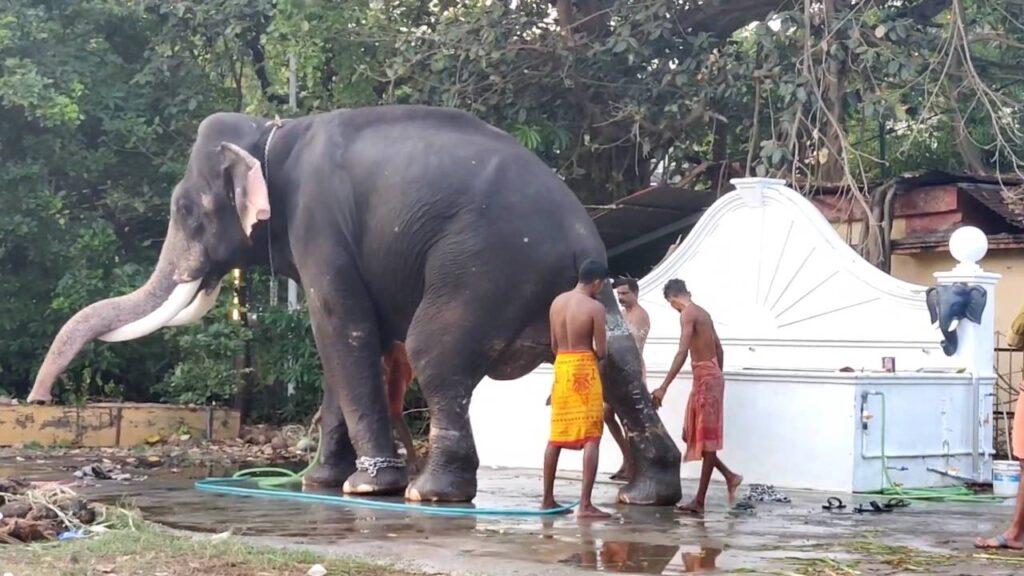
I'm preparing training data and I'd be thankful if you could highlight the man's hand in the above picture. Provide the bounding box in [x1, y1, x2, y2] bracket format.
[651, 386, 667, 410]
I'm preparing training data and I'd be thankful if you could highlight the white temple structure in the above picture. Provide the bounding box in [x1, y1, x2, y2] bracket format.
[470, 178, 999, 492]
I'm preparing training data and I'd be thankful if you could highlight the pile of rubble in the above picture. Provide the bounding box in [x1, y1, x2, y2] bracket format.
[0, 478, 99, 544]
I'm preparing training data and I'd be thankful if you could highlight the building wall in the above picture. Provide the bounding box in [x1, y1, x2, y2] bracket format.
[891, 249, 1024, 339]
[829, 218, 1024, 336]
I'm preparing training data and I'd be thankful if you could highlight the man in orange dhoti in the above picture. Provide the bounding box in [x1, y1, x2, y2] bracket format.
[652, 279, 742, 515]
[544, 259, 610, 518]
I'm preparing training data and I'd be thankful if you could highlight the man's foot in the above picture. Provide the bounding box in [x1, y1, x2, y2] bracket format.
[541, 500, 571, 514]
[674, 499, 705, 515]
[576, 503, 611, 519]
[726, 474, 743, 505]
[975, 534, 1024, 550]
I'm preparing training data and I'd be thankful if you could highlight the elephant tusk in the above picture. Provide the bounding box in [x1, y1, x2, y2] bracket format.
[165, 281, 222, 327]
[947, 318, 960, 332]
[99, 280, 202, 342]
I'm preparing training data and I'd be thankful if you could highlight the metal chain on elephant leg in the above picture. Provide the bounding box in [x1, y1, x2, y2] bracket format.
[355, 456, 406, 477]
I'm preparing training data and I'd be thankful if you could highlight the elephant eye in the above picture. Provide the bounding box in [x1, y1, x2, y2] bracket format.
[176, 199, 203, 232]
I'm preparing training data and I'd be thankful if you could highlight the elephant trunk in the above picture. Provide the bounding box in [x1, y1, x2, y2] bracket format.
[596, 285, 683, 505]
[27, 223, 202, 403]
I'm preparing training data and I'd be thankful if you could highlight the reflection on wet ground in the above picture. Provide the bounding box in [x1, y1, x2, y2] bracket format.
[7, 459, 1024, 575]
[560, 541, 720, 574]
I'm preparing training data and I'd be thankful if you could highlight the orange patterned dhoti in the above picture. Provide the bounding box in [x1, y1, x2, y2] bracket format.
[683, 359, 725, 462]
[549, 350, 604, 449]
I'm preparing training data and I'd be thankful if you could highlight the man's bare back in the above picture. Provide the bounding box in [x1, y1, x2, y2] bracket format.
[543, 260, 610, 518]
[681, 303, 721, 365]
[550, 290, 607, 358]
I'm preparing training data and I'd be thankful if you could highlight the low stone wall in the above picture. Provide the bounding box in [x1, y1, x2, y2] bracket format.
[0, 403, 239, 447]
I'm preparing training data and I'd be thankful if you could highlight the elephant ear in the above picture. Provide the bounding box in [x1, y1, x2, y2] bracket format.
[219, 142, 271, 238]
[925, 286, 940, 325]
[965, 285, 987, 324]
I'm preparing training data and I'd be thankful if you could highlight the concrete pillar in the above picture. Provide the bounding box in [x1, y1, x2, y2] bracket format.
[933, 226, 1001, 377]
[933, 226, 1000, 478]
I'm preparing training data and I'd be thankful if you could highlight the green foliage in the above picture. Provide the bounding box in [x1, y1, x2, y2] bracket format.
[156, 311, 251, 406]
[249, 296, 323, 424]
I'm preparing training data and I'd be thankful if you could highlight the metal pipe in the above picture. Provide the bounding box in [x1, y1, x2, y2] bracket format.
[971, 372, 980, 480]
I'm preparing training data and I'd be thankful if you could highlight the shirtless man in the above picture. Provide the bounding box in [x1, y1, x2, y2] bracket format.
[606, 277, 650, 481]
[652, 279, 742, 515]
[544, 259, 610, 518]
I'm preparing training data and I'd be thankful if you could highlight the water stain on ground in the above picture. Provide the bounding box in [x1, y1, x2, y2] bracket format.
[7, 457, 1024, 575]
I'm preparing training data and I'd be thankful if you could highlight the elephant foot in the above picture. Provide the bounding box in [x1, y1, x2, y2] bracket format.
[617, 467, 682, 506]
[405, 468, 477, 502]
[342, 465, 408, 496]
[302, 460, 355, 489]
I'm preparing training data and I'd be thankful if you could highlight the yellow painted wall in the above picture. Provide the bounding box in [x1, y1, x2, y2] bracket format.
[890, 249, 1024, 342]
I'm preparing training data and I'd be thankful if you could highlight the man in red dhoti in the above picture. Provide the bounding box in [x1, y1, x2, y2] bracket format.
[652, 279, 742, 515]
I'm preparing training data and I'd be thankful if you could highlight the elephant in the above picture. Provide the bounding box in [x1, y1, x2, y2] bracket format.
[926, 283, 987, 356]
[26, 105, 682, 505]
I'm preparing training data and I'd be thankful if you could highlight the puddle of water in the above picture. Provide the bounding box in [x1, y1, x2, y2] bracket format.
[6, 456, 1019, 576]
[560, 541, 724, 574]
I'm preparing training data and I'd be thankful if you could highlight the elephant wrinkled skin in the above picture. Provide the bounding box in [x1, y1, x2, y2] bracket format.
[28, 106, 682, 505]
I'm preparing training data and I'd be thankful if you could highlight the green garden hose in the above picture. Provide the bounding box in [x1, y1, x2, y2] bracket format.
[195, 427, 580, 516]
[867, 392, 1005, 503]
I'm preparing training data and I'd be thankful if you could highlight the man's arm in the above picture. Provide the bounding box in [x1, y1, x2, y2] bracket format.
[592, 303, 607, 360]
[549, 303, 559, 359]
[652, 310, 693, 409]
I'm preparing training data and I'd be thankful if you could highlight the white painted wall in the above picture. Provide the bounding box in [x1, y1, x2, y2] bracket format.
[470, 178, 998, 492]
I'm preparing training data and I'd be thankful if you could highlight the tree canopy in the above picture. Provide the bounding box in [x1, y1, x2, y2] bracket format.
[1, 0, 1020, 412]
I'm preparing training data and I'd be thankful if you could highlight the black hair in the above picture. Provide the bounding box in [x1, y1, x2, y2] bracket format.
[612, 277, 639, 295]
[662, 278, 689, 299]
[578, 259, 608, 284]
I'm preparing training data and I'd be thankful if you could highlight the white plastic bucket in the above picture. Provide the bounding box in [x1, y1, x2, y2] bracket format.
[993, 460, 1021, 497]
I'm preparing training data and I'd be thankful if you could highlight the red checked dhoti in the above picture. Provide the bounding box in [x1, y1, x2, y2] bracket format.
[683, 359, 725, 462]
[549, 350, 604, 449]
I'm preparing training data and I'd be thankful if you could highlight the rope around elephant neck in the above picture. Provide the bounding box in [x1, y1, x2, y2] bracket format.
[263, 116, 284, 281]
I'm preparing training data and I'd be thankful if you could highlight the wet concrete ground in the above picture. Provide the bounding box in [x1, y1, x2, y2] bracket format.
[7, 457, 1024, 575]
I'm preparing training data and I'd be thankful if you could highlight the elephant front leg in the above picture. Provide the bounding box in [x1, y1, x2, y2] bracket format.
[304, 272, 408, 496]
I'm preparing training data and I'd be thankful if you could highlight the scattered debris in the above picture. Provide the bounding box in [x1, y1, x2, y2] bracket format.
[0, 478, 100, 544]
[2, 423, 315, 484]
[744, 484, 791, 503]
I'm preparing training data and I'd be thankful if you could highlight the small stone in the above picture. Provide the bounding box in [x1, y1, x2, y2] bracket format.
[296, 437, 315, 451]
[270, 436, 287, 451]
[307, 564, 327, 576]
[145, 434, 162, 445]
